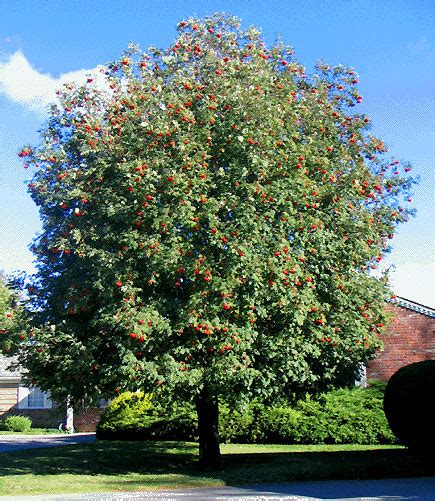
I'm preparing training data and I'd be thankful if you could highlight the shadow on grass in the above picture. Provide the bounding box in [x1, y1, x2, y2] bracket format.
[0, 441, 196, 476]
[0, 441, 434, 486]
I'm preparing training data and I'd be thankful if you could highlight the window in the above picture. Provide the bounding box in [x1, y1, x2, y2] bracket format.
[18, 386, 52, 409]
[27, 387, 46, 408]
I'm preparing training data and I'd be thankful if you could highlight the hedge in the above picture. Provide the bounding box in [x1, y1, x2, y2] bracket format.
[97, 383, 396, 445]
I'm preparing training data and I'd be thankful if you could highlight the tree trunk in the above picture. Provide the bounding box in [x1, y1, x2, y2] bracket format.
[196, 386, 221, 468]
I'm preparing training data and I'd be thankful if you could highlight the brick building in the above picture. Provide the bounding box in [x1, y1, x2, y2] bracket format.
[367, 296, 435, 381]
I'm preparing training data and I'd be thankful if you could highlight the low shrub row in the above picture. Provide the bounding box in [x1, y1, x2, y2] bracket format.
[97, 383, 396, 445]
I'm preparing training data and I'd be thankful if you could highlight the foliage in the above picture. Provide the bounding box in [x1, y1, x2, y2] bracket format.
[224, 385, 395, 445]
[383, 360, 435, 452]
[3, 415, 32, 432]
[97, 390, 197, 440]
[10, 14, 414, 413]
[0, 274, 27, 355]
[97, 391, 154, 433]
[98, 384, 395, 445]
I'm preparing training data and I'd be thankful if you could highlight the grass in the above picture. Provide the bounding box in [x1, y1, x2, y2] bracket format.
[0, 428, 60, 435]
[0, 441, 434, 496]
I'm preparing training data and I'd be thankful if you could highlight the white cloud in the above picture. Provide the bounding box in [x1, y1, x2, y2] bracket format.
[0, 51, 103, 115]
[389, 263, 435, 308]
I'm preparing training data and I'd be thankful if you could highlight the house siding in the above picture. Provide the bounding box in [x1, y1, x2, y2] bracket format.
[0, 379, 61, 428]
[0, 382, 18, 413]
[0, 380, 101, 431]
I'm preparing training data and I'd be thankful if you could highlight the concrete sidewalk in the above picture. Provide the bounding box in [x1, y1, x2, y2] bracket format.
[1, 477, 434, 500]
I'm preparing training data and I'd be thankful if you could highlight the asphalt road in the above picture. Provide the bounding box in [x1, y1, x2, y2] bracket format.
[1, 477, 435, 500]
[0, 433, 96, 452]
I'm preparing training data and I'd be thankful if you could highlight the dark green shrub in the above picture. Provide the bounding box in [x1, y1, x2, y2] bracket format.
[3, 415, 32, 432]
[235, 387, 394, 445]
[384, 360, 435, 452]
[246, 399, 324, 444]
[320, 386, 395, 444]
[219, 402, 256, 443]
[293, 398, 327, 444]
[151, 412, 197, 441]
[253, 405, 304, 444]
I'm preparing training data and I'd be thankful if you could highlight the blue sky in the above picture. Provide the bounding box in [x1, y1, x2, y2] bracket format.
[0, 0, 434, 306]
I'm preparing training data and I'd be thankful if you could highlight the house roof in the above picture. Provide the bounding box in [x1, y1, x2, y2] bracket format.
[390, 296, 435, 318]
[0, 355, 21, 379]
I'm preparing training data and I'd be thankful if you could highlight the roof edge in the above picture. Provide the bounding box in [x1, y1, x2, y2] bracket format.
[0, 376, 21, 383]
[389, 296, 435, 318]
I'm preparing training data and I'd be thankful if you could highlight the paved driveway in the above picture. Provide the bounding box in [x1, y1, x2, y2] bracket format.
[0, 433, 96, 453]
[1, 477, 435, 500]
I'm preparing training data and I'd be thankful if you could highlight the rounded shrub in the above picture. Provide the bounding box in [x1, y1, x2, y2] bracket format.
[97, 391, 154, 439]
[383, 360, 435, 451]
[4, 415, 32, 432]
[96, 391, 197, 441]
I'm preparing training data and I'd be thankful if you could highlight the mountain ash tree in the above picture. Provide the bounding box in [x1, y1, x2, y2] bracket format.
[8, 14, 414, 466]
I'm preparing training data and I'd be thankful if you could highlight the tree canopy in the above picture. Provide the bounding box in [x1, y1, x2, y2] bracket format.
[5, 14, 415, 465]
[0, 273, 26, 353]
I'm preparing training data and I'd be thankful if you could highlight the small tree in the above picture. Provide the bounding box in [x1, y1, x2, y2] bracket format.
[11, 14, 414, 467]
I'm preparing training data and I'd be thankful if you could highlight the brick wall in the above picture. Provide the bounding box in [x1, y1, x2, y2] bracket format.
[1, 408, 61, 428]
[367, 304, 435, 381]
[74, 407, 103, 432]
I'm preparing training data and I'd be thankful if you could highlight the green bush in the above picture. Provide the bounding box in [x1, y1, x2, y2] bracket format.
[97, 391, 197, 441]
[223, 386, 394, 445]
[219, 402, 256, 443]
[384, 360, 435, 452]
[319, 385, 395, 444]
[3, 415, 32, 432]
[97, 383, 395, 445]
[219, 385, 394, 445]
[97, 391, 154, 434]
[253, 405, 305, 444]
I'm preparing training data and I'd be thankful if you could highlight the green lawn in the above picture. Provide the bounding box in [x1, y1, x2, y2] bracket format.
[0, 428, 60, 435]
[0, 441, 434, 496]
